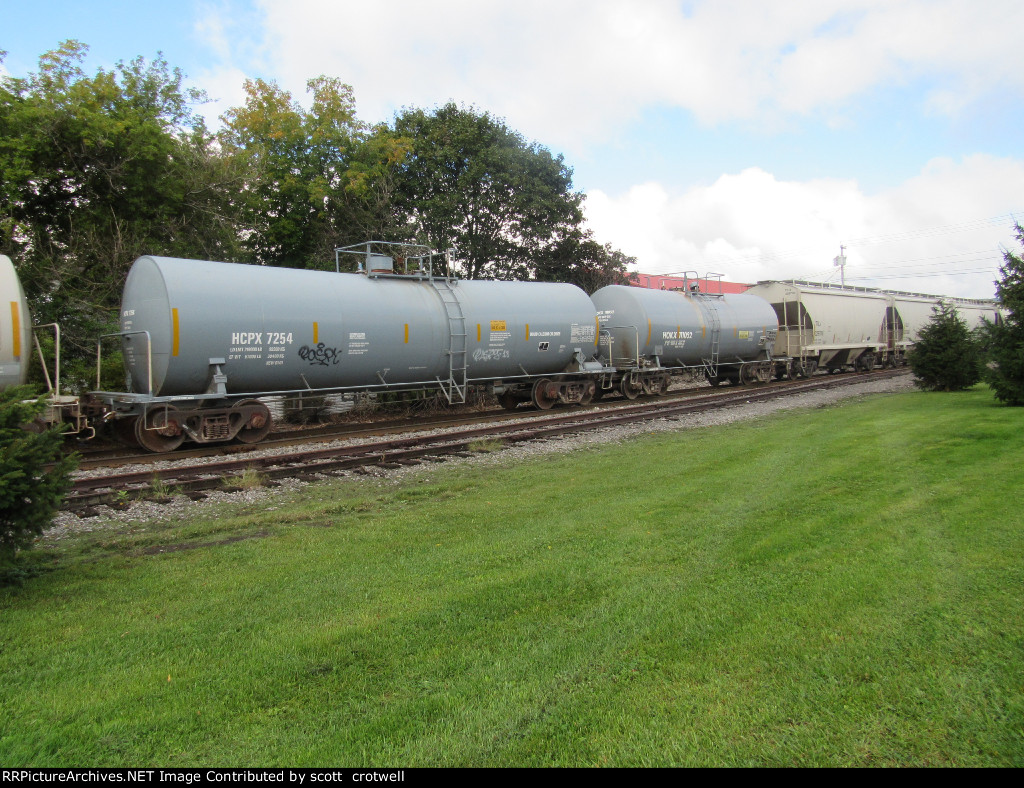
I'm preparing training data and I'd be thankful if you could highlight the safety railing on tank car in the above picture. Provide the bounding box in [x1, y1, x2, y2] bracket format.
[600, 325, 641, 369]
[334, 241, 458, 280]
[96, 330, 153, 396]
[32, 322, 62, 397]
[655, 271, 728, 296]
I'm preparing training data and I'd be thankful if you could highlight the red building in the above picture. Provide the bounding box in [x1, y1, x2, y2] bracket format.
[631, 273, 752, 294]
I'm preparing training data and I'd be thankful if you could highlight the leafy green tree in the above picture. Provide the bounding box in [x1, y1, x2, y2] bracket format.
[344, 123, 415, 244]
[392, 104, 584, 280]
[982, 223, 1024, 405]
[220, 77, 411, 268]
[0, 386, 77, 577]
[533, 231, 637, 292]
[0, 42, 241, 387]
[909, 301, 982, 391]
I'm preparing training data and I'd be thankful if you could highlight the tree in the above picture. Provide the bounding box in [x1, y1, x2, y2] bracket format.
[220, 77, 411, 269]
[982, 222, 1024, 405]
[0, 42, 242, 387]
[343, 123, 415, 245]
[533, 231, 637, 292]
[0, 386, 77, 577]
[909, 301, 982, 391]
[392, 104, 584, 280]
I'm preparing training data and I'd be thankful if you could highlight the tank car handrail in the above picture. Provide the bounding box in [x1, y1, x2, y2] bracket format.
[334, 240, 459, 281]
[602, 324, 641, 368]
[98, 330, 152, 396]
[655, 270, 728, 296]
[32, 322, 61, 397]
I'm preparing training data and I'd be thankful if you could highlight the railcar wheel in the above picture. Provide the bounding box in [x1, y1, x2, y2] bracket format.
[621, 376, 641, 400]
[135, 406, 184, 453]
[532, 379, 558, 410]
[740, 364, 757, 386]
[233, 399, 273, 444]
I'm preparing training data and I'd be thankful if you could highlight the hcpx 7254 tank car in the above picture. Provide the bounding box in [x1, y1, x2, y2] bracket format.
[98, 244, 603, 451]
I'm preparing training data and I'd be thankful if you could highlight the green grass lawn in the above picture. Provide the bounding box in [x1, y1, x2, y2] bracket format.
[2, 386, 1022, 766]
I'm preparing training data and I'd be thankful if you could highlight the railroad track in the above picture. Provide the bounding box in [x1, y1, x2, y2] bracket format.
[62, 370, 909, 514]
[68, 377, 720, 469]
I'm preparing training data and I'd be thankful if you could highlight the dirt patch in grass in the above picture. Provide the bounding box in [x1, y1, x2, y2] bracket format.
[137, 530, 272, 555]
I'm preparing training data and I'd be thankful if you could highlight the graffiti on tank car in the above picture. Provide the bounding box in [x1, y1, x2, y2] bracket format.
[298, 343, 341, 366]
[473, 348, 511, 362]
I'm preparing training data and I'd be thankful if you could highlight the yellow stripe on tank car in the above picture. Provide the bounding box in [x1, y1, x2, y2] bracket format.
[525, 324, 530, 340]
[477, 323, 481, 342]
[404, 323, 409, 344]
[647, 320, 651, 347]
[313, 322, 319, 344]
[595, 317, 599, 346]
[10, 302, 20, 358]
[172, 308, 180, 357]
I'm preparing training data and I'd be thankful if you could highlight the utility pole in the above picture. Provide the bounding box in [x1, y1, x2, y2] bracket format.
[833, 244, 847, 286]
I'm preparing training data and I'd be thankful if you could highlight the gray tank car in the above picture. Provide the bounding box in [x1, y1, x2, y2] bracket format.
[590, 280, 778, 394]
[100, 252, 600, 450]
[0, 254, 33, 390]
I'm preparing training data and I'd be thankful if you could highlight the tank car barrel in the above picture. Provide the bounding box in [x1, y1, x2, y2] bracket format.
[0, 255, 34, 390]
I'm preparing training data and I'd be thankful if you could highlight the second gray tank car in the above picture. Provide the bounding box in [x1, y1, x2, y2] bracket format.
[590, 280, 778, 395]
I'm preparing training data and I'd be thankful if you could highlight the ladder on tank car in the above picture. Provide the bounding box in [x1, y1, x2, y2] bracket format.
[700, 299, 722, 379]
[431, 279, 468, 403]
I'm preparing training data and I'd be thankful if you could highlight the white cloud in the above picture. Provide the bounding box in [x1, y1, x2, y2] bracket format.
[190, 64, 253, 128]
[584, 155, 1024, 299]
[191, 0, 1024, 151]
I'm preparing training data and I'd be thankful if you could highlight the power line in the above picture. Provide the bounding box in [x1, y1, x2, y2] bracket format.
[842, 212, 1023, 247]
[846, 269, 999, 281]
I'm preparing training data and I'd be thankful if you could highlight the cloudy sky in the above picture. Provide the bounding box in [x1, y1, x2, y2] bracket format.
[4, 0, 1023, 297]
